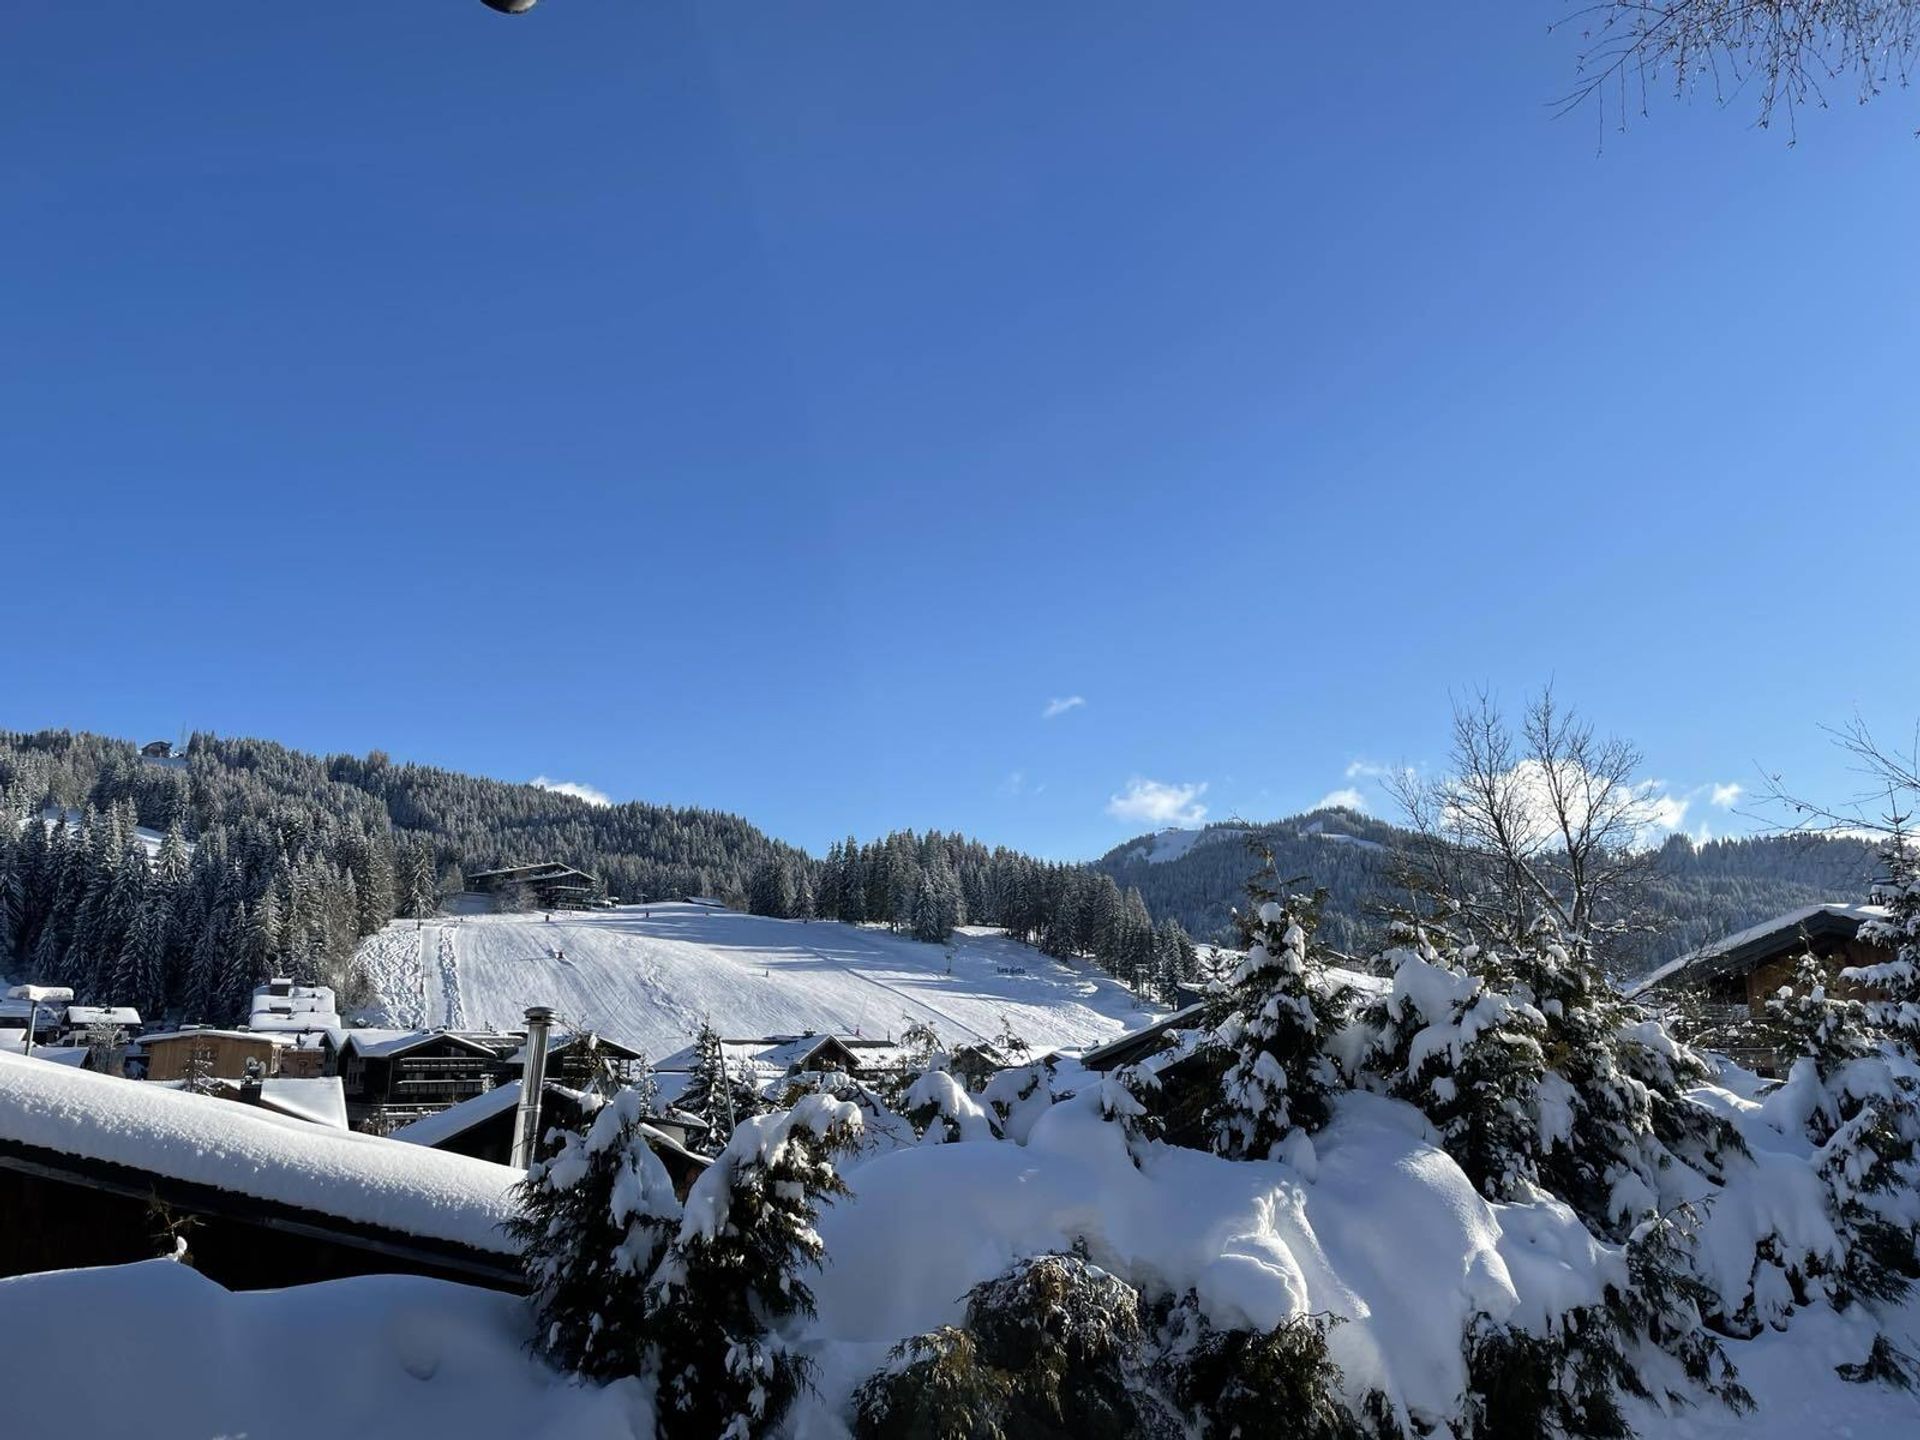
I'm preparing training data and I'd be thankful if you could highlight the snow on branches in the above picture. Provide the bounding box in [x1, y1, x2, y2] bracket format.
[1207, 895, 1345, 1161]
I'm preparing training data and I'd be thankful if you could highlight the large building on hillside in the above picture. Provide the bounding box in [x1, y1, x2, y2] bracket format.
[464, 862, 600, 910]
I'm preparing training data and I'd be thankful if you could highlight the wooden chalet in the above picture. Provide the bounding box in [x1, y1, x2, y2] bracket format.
[336, 1030, 516, 1129]
[1633, 902, 1893, 1073]
[142, 1028, 284, 1083]
[465, 861, 601, 911]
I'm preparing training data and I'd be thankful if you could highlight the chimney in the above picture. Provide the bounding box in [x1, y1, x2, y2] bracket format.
[510, 1006, 556, 1170]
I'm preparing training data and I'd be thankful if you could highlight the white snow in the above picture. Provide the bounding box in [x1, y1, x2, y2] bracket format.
[0, 1050, 522, 1253]
[801, 1089, 1615, 1433]
[1120, 824, 1250, 865]
[0, 1260, 649, 1439]
[355, 903, 1158, 1061]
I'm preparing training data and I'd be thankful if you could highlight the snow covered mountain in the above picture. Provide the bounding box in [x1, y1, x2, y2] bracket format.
[352, 901, 1158, 1058]
[1096, 807, 1882, 974]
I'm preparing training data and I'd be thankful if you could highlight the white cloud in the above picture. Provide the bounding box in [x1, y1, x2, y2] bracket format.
[1000, 770, 1027, 797]
[1312, 787, 1368, 813]
[1344, 759, 1390, 780]
[1710, 782, 1743, 809]
[1441, 760, 1690, 851]
[530, 776, 611, 807]
[1042, 696, 1086, 720]
[1107, 777, 1208, 827]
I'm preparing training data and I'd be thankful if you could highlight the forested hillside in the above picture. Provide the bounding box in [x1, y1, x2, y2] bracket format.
[0, 729, 810, 1025]
[0, 729, 1193, 1026]
[1095, 807, 1880, 975]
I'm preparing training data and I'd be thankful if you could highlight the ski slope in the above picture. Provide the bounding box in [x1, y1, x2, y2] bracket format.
[353, 902, 1159, 1060]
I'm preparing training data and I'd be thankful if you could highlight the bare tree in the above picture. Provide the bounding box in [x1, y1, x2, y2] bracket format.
[1392, 688, 1659, 953]
[1756, 716, 1920, 837]
[1557, 0, 1920, 141]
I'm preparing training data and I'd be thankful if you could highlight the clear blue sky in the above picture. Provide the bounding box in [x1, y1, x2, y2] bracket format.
[4, 1, 1916, 859]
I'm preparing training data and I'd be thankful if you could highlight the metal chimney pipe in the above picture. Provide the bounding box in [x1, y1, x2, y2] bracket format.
[510, 1006, 556, 1170]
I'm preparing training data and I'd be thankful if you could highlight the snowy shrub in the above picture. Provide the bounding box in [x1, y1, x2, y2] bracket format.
[850, 1328, 1013, 1440]
[979, 1061, 1058, 1143]
[505, 1086, 680, 1383]
[903, 1067, 998, 1143]
[649, 1093, 862, 1439]
[1208, 892, 1346, 1159]
[1152, 1293, 1375, 1440]
[855, 1254, 1167, 1440]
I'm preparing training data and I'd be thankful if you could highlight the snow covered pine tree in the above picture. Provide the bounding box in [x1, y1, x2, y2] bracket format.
[649, 1094, 862, 1439]
[1764, 951, 1920, 1317]
[506, 1087, 680, 1382]
[1846, 834, 1920, 1060]
[1207, 890, 1344, 1161]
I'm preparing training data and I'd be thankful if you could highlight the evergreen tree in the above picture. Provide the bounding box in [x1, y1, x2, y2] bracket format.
[506, 1087, 681, 1382]
[1365, 923, 1549, 1200]
[678, 1020, 758, 1154]
[1207, 892, 1345, 1159]
[649, 1094, 862, 1439]
[1846, 835, 1920, 1060]
[1766, 951, 1920, 1313]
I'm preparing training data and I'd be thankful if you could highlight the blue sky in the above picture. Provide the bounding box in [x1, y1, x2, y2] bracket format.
[4, 1, 1916, 859]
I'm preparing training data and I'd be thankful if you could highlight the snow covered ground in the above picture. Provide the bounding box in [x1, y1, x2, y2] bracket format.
[354, 903, 1158, 1059]
[0, 1260, 649, 1439]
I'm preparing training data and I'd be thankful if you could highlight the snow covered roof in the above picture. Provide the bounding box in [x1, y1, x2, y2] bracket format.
[258, 1077, 350, 1131]
[64, 1006, 142, 1028]
[1631, 903, 1890, 997]
[248, 981, 341, 1034]
[139, 1027, 285, 1048]
[390, 1081, 527, 1147]
[0, 1051, 521, 1254]
[336, 1028, 507, 1061]
[657, 1033, 912, 1078]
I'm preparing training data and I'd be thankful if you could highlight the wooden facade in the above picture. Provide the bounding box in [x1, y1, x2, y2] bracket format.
[143, 1031, 282, 1083]
[338, 1032, 512, 1128]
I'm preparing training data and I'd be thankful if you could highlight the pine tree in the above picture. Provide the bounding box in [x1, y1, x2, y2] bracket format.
[1207, 892, 1344, 1159]
[649, 1094, 862, 1439]
[1766, 951, 1920, 1313]
[1365, 923, 1550, 1200]
[678, 1020, 754, 1154]
[1845, 835, 1920, 1060]
[506, 1087, 682, 1382]
[112, 896, 170, 1017]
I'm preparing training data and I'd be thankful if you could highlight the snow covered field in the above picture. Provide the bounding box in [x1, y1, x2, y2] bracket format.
[355, 902, 1158, 1058]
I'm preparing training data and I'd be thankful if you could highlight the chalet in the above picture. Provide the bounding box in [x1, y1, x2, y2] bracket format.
[1078, 1002, 1211, 1073]
[465, 861, 600, 911]
[1632, 902, 1893, 1073]
[0, 995, 67, 1049]
[60, 1005, 142, 1042]
[0, 1051, 522, 1292]
[140, 740, 174, 758]
[658, 1032, 899, 1095]
[142, 1028, 284, 1083]
[335, 1029, 513, 1129]
[246, 978, 341, 1077]
[537, 1029, 651, 1088]
[391, 1081, 711, 1198]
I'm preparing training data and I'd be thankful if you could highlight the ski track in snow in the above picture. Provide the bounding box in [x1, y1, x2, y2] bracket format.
[354, 903, 1159, 1058]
